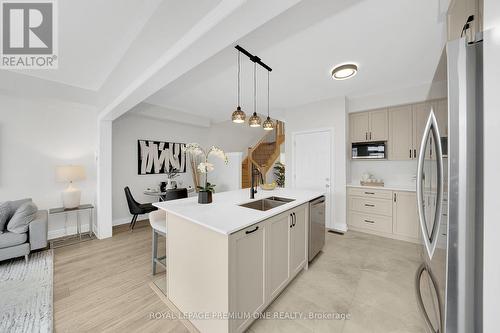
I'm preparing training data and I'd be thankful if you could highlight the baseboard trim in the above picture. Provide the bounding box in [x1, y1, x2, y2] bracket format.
[112, 214, 148, 227]
[328, 223, 348, 233]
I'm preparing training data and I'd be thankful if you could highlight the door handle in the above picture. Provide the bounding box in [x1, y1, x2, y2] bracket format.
[414, 264, 443, 333]
[416, 110, 444, 261]
[245, 226, 259, 234]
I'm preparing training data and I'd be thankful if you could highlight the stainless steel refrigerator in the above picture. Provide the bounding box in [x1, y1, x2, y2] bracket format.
[414, 37, 483, 333]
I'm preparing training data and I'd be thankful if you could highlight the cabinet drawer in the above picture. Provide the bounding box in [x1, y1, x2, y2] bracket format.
[349, 197, 393, 216]
[348, 187, 392, 200]
[349, 212, 392, 233]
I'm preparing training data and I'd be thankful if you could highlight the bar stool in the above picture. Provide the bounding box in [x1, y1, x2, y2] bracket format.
[149, 209, 166, 275]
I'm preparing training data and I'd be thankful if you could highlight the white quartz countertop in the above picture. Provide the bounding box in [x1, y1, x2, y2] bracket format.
[153, 188, 324, 235]
[346, 183, 416, 192]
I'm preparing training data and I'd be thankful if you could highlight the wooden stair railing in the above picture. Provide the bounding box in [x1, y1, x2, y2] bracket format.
[241, 121, 285, 189]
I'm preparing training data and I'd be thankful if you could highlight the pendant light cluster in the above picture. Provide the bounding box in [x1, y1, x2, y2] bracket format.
[231, 45, 273, 130]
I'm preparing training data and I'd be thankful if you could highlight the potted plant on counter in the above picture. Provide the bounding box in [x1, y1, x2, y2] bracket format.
[274, 162, 285, 187]
[183, 143, 228, 204]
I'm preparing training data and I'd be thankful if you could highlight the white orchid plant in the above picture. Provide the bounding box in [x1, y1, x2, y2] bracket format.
[183, 143, 228, 193]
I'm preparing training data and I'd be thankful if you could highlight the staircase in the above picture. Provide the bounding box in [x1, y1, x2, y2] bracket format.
[242, 121, 285, 188]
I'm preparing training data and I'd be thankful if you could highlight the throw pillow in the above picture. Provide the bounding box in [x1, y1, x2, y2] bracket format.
[0, 201, 11, 234]
[7, 202, 38, 234]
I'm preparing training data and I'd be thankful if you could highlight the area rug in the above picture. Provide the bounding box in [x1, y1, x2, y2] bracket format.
[0, 250, 53, 333]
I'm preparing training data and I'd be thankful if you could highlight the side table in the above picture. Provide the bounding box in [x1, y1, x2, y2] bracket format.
[49, 204, 95, 248]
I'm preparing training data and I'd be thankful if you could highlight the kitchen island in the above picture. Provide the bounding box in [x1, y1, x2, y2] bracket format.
[153, 188, 324, 333]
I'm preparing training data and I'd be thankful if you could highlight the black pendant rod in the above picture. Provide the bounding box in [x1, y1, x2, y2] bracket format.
[235, 45, 272, 72]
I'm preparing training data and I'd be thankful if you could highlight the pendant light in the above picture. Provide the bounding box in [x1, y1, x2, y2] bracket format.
[248, 62, 262, 127]
[262, 70, 274, 131]
[231, 50, 246, 123]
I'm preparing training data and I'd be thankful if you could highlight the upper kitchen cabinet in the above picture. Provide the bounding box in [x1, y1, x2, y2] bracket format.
[388, 99, 447, 161]
[413, 102, 432, 159]
[350, 112, 370, 143]
[433, 99, 448, 137]
[369, 109, 389, 141]
[349, 109, 388, 143]
[388, 105, 413, 160]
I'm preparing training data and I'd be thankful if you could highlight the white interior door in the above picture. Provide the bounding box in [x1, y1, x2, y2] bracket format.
[292, 129, 333, 228]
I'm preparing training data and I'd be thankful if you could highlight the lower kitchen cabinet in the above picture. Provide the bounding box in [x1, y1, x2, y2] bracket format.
[266, 213, 290, 300]
[347, 187, 419, 243]
[392, 191, 419, 239]
[289, 206, 307, 276]
[230, 223, 266, 332]
[230, 203, 308, 333]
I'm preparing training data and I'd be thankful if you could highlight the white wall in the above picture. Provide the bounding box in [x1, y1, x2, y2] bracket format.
[208, 152, 242, 192]
[0, 94, 98, 239]
[347, 81, 448, 112]
[482, 3, 500, 330]
[207, 119, 267, 153]
[284, 97, 347, 232]
[112, 113, 208, 225]
[349, 160, 417, 187]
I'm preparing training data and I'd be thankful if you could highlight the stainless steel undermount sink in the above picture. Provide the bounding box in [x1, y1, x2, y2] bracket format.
[239, 196, 295, 211]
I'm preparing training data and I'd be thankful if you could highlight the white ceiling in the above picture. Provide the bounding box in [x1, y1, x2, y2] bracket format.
[2, 0, 223, 93]
[145, 0, 447, 122]
[8, 0, 163, 90]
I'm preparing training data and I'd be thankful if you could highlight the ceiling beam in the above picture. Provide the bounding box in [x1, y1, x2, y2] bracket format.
[98, 0, 303, 121]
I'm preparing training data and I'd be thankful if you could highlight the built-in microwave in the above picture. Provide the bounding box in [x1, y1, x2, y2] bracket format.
[351, 142, 386, 159]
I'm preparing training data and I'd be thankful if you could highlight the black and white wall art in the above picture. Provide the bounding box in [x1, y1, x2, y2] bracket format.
[138, 140, 186, 175]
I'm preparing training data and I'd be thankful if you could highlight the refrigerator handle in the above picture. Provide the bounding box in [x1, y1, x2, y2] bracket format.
[414, 264, 443, 333]
[416, 110, 444, 260]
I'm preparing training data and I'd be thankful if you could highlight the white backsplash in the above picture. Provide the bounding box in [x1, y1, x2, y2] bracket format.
[349, 160, 417, 187]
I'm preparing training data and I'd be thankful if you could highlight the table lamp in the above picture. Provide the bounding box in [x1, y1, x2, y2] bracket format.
[56, 165, 86, 209]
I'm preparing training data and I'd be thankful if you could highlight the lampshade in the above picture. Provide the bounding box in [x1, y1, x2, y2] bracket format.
[232, 106, 246, 123]
[249, 112, 262, 127]
[262, 116, 274, 131]
[56, 165, 86, 182]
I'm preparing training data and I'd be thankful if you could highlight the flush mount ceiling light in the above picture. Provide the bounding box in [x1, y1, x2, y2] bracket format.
[249, 62, 262, 127]
[232, 50, 246, 123]
[331, 63, 358, 80]
[262, 71, 274, 131]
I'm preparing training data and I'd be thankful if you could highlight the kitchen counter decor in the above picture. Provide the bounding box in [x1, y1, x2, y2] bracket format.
[183, 143, 228, 204]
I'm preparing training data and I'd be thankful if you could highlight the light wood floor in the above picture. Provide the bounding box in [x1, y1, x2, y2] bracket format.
[54, 220, 187, 333]
[54, 222, 425, 333]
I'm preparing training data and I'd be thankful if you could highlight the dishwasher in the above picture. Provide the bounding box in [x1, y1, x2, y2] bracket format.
[309, 196, 325, 261]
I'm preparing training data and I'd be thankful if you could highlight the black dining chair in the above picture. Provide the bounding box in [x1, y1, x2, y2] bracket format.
[163, 188, 188, 201]
[124, 186, 157, 230]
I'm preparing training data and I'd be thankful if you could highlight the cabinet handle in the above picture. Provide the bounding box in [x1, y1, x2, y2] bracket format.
[364, 204, 375, 207]
[364, 192, 375, 195]
[364, 219, 375, 224]
[245, 226, 259, 234]
[365, 132, 368, 141]
[410, 149, 412, 159]
[290, 214, 294, 228]
[292, 213, 296, 227]
[394, 193, 397, 202]
[414, 149, 416, 158]
[370, 132, 372, 140]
